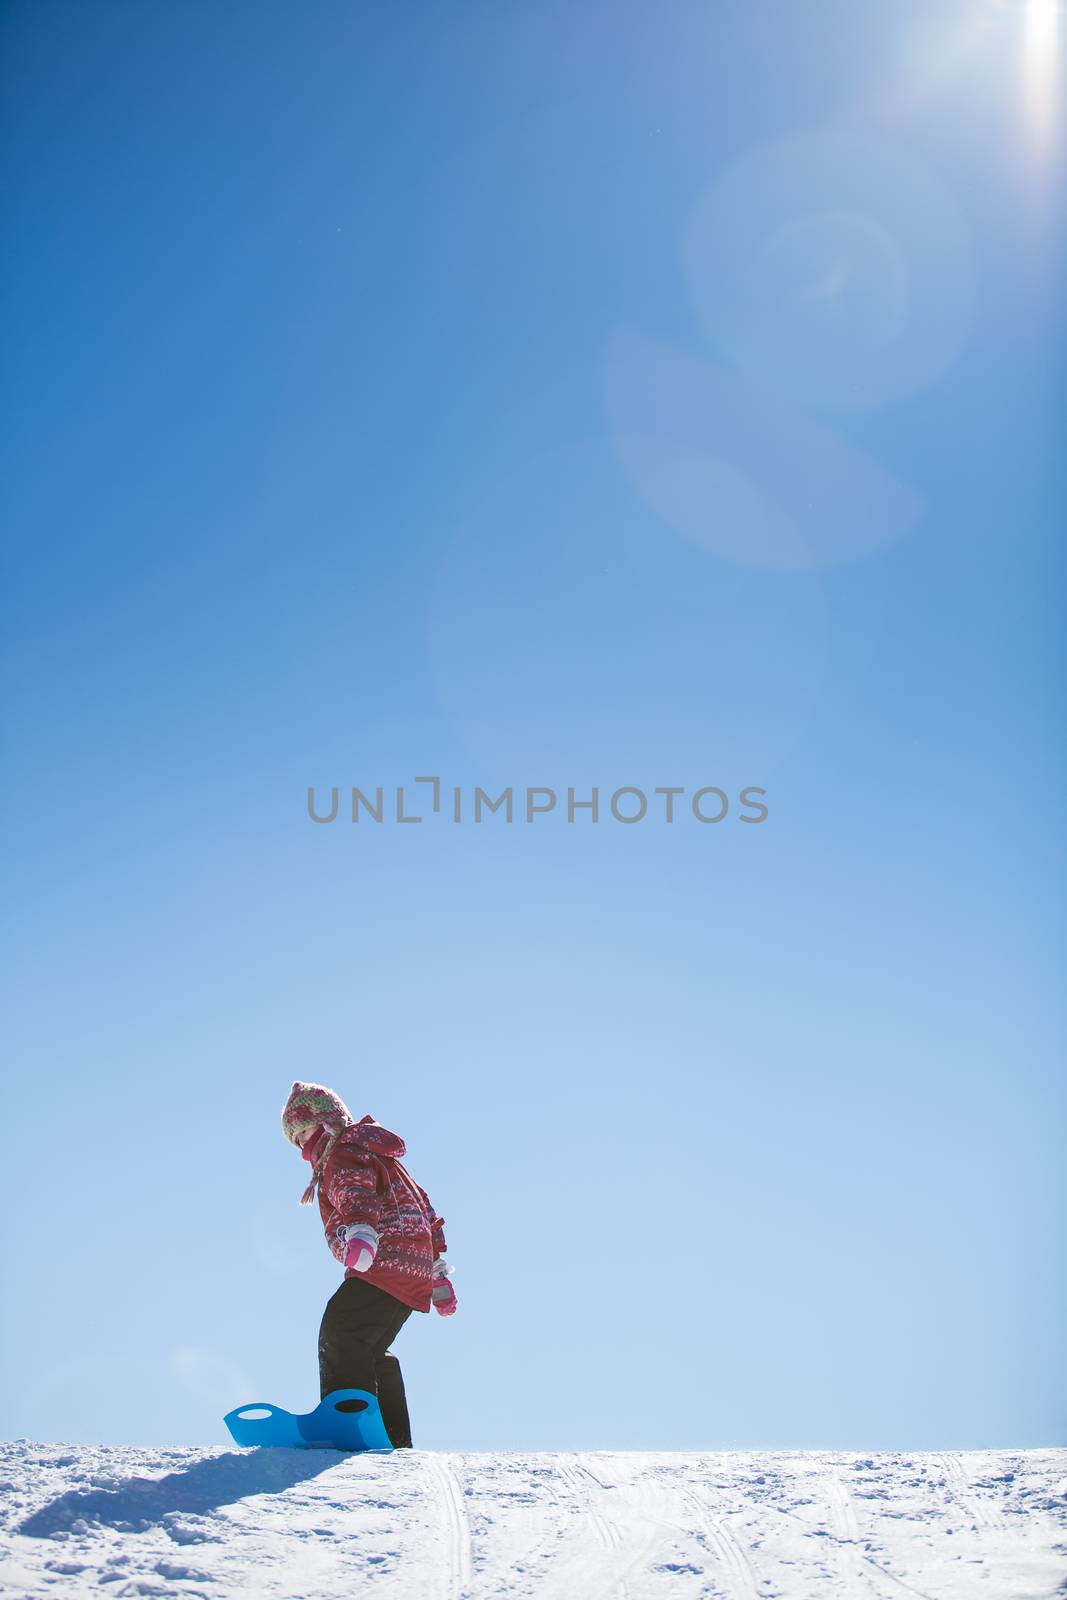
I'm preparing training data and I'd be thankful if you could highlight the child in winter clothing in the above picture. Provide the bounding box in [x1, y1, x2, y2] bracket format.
[281, 1080, 456, 1449]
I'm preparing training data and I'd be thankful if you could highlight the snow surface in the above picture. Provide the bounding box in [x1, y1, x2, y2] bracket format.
[0, 1440, 1064, 1599]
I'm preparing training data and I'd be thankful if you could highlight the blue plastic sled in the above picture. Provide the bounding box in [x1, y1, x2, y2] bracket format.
[224, 1388, 393, 1452]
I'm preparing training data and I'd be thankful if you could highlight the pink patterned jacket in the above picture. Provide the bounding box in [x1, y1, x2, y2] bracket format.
[316, 1115, 447, 1312]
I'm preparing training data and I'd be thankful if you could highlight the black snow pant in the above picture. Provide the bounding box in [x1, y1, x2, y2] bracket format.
[318, 1277, 415, 1448]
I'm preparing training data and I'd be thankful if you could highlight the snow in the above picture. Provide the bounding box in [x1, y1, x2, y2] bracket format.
[1, 1440, 1064, 1599]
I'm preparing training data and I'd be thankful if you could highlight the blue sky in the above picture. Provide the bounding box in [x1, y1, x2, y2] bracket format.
[1, 0, 1063, 1451]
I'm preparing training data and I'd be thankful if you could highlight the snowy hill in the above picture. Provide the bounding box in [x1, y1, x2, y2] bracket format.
[1, 1440, 1064, 1599]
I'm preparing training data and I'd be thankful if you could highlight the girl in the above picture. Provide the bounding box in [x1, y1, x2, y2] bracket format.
[281, 1080, 457, 1449]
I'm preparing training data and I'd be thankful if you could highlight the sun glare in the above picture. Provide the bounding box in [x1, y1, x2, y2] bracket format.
[1023, 0, 1060, 156]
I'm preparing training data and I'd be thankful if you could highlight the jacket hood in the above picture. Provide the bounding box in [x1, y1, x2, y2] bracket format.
[341, 1114, 407, 1160]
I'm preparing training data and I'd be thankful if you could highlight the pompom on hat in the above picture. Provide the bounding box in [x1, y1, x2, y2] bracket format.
[281, 1080, 353, 1205]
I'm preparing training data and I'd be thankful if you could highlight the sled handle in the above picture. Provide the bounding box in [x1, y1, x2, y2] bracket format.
[225, 1402, 286, 1423]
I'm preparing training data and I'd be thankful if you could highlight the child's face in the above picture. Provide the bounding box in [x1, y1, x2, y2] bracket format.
[295, 1122, 317, 1151]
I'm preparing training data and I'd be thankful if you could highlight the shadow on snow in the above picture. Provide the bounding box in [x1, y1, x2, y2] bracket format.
[20, 1449, 345, 1539]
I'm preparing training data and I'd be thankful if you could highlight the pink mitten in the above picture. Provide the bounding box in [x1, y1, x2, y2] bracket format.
[340, 1224, 379, 1273]
[432, 1259, 457, 1316]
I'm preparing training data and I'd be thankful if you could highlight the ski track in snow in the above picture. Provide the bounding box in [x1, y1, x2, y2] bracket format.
[424, 1454, 473, 1600]
[0, 1442, 1064, 1600]
[531, 1472, 675, 1600]
[934, 1451, 1007, 1532]
[676, 1486, 760, 1600]
[824, 1470, 884, 1597]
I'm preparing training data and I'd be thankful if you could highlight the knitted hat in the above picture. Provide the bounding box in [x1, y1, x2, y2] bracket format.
[281, 1080, 353, 1205]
